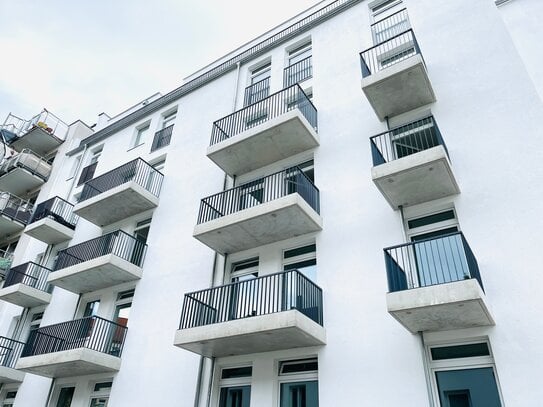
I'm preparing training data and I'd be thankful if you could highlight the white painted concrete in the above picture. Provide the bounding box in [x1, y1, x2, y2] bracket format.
[0, 283, 51, 308]
[24, 217, 75, 245]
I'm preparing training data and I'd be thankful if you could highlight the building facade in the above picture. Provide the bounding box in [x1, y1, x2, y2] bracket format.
[0, 0, 541, 406]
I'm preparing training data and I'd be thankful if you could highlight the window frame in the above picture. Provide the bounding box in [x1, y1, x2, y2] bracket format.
[132, 121, 151, 149]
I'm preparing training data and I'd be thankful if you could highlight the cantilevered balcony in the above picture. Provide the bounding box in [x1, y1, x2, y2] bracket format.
[194, 167, 322, 254]
[73, 158, 163, 226]
[0, 337, 25, 383]
[47, 231, 146, 294]
[360, 29, 435, 121]
[284, 56, 313, 87]
[174, 269, 325, 357]
[25, 197, 78, 244]
[0, 149, 51, 196]
[370, 116, 459, 208]
[208, 84, 319, 176]
[16, 316, 126, 378]
[1, 110, 68, 156]
[0, 250, 13, 277]
[0, 262, 51, 308]
[0, 192, 32, 236]
[384, 232, 494, 333]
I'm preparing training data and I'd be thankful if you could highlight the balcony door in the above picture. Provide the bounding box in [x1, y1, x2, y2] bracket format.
[436, 368, 501, 407]
[228, 258, 259, 320]
[110, 290, 133, 356]
[219, 386, 251, 407]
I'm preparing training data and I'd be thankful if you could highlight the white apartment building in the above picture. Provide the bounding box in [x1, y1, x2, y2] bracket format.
[0, 0, 541, 405]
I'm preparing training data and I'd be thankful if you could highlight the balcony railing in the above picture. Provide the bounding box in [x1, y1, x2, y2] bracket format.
[211, 84, 317, 146]
[0, 149, 51, 181]
[180, 269, 323, 329]
[77, 162, 98, 186]
[3, 262, 51, 292]
[370, 116, 448, 165]
[54, 230, 147, 271]
[79, 158, 163, 202]
[1, 110, 68, 143]
[197, 166, 320, 224]
[360, 29, 422, 78]
[243, 77, 270, 107]
[30, 196, 78, 230]
[0, 336, 25, 369]
[150, 125, 174, 152]
[21, 316, 127, 358]
[283, 56, 313, 87]
[371, 8, 410, 44]
[384, 232, 484, 293]
[0, 191, 33, 225]
[0, 250, 14, 275]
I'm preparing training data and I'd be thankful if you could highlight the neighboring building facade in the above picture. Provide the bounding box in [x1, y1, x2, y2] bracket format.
[0, 0, 541, 406]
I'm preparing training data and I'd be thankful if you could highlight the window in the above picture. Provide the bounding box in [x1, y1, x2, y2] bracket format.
[133, 123, 150, 147]
[228, 258, 259, 320]
[162, 109, 177, 129]
[1, 390, 17, 407]
[370, 0, 403, 20]
[55, 386, 75, 407]
[28, 312, 43, 340]
[110, 289, 133, 356]
[285, 41, 312, 86]
[218, 365, 252, 407]
[77, 147, 102, 186]
[283, 243, 316, 281]
[244, 63, 271, 106]
[83, 300, 100, 317]
[230, 258, 259, 283]
[89, 381, 112, 407]
[279, 358, 319, 407]
[68, 155, 81, 180]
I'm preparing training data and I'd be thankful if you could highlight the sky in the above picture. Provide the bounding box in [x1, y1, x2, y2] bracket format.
[0, 0, 321, 127]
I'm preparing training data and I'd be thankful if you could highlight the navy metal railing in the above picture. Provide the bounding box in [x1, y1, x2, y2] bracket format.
[30, 196, 78, 229]
[284, 56, 313, 87]
[371, 8, 410, 44]
[3, 262, 51, 292]
[180, 269, 323, 329]
[243, 77, 270, 107]
[197, 166, 320, 224]
[53, 230, 147, 271]
[80, 158, 163, 202]
[370, 116, 448, 166]
[384, 232, 484, 293]
[211, 84, 317, 145]
[0, 336, 25, 368]
[150, 125, 174, 152]
[360, 29, 422, 78]
[0, 191, 33, 225]
[21, 316, 127, 358]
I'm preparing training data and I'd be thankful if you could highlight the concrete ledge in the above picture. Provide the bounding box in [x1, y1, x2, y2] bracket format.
[174, 309, 326, 357]
[47, 254, 142, 294]
[24, 217, 74, 245]
[16, 348, 121, 378]
[207, 110, 319, 176]
[193, 193, 323, 254]
[0, 215, 26, 236]
[361, 54, 436, 121]
[0, 168, 47, 197]
[10, 126, 63, 156]
[73, 181, 159, 227]
[372, 145, 460, 208]
[0, 283, 51, 308]
[387, 279, 495, 333]
[0, 365, 25, 383]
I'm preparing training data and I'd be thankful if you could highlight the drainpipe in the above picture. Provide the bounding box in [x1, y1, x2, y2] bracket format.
[419, 333, 435, 407]
[205, 357, 216, 407]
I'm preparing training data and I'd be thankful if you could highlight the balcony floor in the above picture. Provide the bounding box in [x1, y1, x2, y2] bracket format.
[174, 310, 326, 357]
[0, 283, 51, 308]
[0, 168, 46, 196]
[387, 279, 495, 333]
[25, 217, 74, 245]
[193, 194, 323, 254]
[9, 127, 63, 156]
[0, 366, 25, 383]
[16, 348, 121, 378]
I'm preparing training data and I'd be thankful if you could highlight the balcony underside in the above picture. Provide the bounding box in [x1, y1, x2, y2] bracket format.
[0, 215, 26, 236]
[0, 168, 46, 196]
[25, 218, 74, 244]
[47, 254, 142, 294]
[387, 279, 495, 333]
[362, 54, 436, 121]
[16, 348, 121, 378]
[193, 194, 323, 255]
[372, 145, 459, 209]
[9, 127, 63, 156]
[208, 110, 319, 177]
[0, 366, 25, 383]
[174, 310, 326, 357]
[73, 181, 159, 226]
[0, 283, 51, 308]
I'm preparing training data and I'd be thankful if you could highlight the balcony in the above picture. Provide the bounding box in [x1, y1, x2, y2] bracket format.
[370, 116, 459, 208]
[0, 262, 51, 308]
[384, 232, 494, 333]
[47, 231, 146, 294]
[194, 167, 322, 254]
[208, 84, 319, 177]
[150, 124, 174, 152]
[0, 192, 32, 236]
[0, 149, 52, 196]
[73, 158, 163, 226]
[283, 56, 313, 87]
[25, 197, 78, 244]
[174, 270, 325, 357]
[16, 316, 126, 378]
[0, 250, 14, 277]
[360, 29, 435, 121]
[1, 110, 68, 156]
[0, 337, 25, 383]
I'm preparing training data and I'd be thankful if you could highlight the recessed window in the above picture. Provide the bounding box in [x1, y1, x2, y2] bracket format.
[431, 343, 490, 361]
[221, 366, 253, 379]
[230, 258, 259, 283]
[162, 109, 177, 129]
[408, 210, 456, 230]
[133, 123, 150, 147]
[279, 358, 318, 375]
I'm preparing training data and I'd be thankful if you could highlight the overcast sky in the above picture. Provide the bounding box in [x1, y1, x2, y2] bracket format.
[0, 0, 320, 127]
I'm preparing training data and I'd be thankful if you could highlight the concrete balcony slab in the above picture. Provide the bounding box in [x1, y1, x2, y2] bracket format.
[0, 215, 26, 236]
[174, 310, 326, 357]
[0, 366, 25, 383]
[0, 168, 47, 196]
[9, 127, 63, 156]
[24, 217, 74, 245]
[0, 283, 51, 308]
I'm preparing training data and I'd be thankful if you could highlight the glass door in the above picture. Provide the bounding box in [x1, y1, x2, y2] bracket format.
[280, 381, 318, 407]
[219, 386, 251, 407]
[436, 368, 502, 407]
